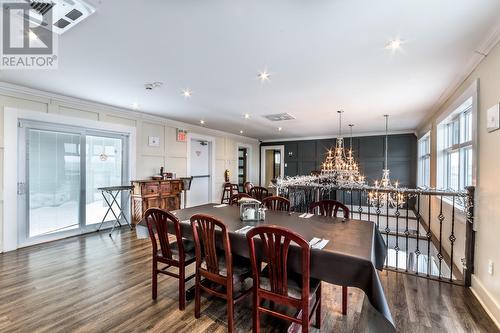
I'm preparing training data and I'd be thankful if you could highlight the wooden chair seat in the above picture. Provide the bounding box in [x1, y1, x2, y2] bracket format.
[259, 267, 321, 300]
[156, 239, 196, 262]
[200, 254, 251, 279]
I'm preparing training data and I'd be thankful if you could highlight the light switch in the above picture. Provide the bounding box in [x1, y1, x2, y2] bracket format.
[488, 260, 494, 275]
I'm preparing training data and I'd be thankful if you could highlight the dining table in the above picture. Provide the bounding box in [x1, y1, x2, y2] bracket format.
[136, 203, 395, 332]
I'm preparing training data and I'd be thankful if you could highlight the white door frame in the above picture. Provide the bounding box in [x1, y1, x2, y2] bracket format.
[186, 133, 216, 207]
[260, 145, 285, 187]
[236, 143, 253, 186]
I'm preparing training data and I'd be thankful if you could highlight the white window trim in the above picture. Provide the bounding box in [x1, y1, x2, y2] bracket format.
[417, 132, 431, 188]
[436, 80, 478, 209]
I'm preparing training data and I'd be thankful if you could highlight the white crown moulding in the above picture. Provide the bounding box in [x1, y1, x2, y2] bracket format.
[0, 81, 258, 142]
[418, 17, 500, 130]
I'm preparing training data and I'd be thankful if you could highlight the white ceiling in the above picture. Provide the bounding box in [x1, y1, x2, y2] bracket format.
[1, 0, 500, 140]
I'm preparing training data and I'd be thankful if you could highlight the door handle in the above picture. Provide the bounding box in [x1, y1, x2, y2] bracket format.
[17, 182, 26, 195]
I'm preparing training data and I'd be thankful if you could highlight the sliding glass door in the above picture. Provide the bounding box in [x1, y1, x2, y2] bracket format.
[18, 120, 129, 246]
[26, 129, 82, 238]
[85, 135, 125, 226]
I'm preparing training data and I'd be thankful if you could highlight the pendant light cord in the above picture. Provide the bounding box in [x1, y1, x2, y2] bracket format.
[384, 115, 389, 170]
[349, 124, 353, 150]
[337, 110, 343, 139]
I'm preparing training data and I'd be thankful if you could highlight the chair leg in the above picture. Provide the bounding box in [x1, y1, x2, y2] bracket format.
[194, 273, 201, 318]
[227, 300, 234, 333]
[179, 265, 186, 310]
[152, 258, 157, 300]
[302, 306, 309, 333]
[253, 294, 260, 333]
[342, 286, 348, 315]
[315, 283, 322, 329]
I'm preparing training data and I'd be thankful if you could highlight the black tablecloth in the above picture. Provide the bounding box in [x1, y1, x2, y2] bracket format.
[137, 204, 395, 332]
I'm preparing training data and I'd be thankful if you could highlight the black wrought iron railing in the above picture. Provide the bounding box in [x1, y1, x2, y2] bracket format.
[278, 185, 475, 286]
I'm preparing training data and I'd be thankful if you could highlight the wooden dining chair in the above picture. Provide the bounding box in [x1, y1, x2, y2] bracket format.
[145, 208, 196, 310]
[309, 199, 350, 219]
[246, 225, 321, 333]
[308, 199, 349, 315]
[221, 182, 240, 204]
[243, 181, 254, 194]
[249, 186, 269, 202]
[229, 193, 251, 206]
[262, 196, 291, 212]
[190, 214, 253, 332]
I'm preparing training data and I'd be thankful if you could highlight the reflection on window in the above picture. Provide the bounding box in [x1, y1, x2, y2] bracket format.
[417, 133, 430, 187]
[437, 97, 474, 191]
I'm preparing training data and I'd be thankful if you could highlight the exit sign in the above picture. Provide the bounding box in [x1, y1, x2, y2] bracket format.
[176, 128, 187, 142]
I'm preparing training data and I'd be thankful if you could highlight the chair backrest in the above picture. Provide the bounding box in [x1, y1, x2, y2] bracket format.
[249, 186, 269, 202]
[309, 200, 349, 219]
[145, 208, 184, 261]
[262, 196, 290, 212]
[246, 225, 310, 300]
[190, 214, 232, 278]
[221, 182, 240, 204]
[243, 181, 254, 194]
[229, 193, 251, 206]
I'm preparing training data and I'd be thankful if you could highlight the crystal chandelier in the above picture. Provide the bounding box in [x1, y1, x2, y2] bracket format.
[321, 111, 365, 185]
[368, 115, 405, 207]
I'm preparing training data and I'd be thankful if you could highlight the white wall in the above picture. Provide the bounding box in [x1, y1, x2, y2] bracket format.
[417, 40, 500, 327]
[0, 83, 259, 252]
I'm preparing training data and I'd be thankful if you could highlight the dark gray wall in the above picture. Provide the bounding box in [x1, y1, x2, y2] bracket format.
[260, 133, 417, 187]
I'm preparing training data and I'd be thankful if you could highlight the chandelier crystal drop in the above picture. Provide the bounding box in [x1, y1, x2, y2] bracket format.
[368, 115, 405, 208]
[321, 111, 365, 185]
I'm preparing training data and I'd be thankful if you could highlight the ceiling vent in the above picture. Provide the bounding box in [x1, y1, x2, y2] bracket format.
[24, 0, 95, 34]
[263, 113, 296, 122]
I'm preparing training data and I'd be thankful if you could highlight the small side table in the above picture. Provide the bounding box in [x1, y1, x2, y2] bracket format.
[97, 185, 134, 237]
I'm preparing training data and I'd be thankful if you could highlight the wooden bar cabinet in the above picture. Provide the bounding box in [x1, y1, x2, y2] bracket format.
[131, 179, 183, 225]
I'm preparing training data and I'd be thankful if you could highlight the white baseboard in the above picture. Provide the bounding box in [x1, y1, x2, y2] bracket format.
[470, 274, 500, 329]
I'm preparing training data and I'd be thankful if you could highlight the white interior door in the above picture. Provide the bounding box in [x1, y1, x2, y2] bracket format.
[189, 139, 211, 206]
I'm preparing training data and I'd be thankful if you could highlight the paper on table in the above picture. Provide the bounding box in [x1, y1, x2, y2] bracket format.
[309, 237, 329, 249]
[213, 204, 228, 208]
[235, 225, 254, 234]
[314, 239, 329, 249]
[299, 213, 314, 218]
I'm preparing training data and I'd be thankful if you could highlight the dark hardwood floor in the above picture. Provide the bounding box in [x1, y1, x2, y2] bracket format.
[0, 229, 497, 333]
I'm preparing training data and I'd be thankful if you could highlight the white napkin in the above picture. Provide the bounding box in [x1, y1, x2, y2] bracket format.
[299, 213, 314, 218]
[235, 225, 254, 234]
[309, 237, 329, 249]
[213, 204, 228, 208]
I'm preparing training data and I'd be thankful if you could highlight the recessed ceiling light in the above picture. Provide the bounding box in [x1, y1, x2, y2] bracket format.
[200, 120, 205, 125]
[278, 127, 283, 132]
[385, 38, 404, 52]
[132, 102, 139, 110]
[239, 130, 244, 134]
[244, 113, 251, 119]
[182, 88, 192, 98]
[258, 70, 270, 82]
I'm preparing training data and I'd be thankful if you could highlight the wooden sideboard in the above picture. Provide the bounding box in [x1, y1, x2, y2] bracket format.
[131, 179, 183, 224]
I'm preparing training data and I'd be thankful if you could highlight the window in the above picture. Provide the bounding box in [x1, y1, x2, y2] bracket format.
[437, 97, 474, 191]
[417, 133, 430, 187]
